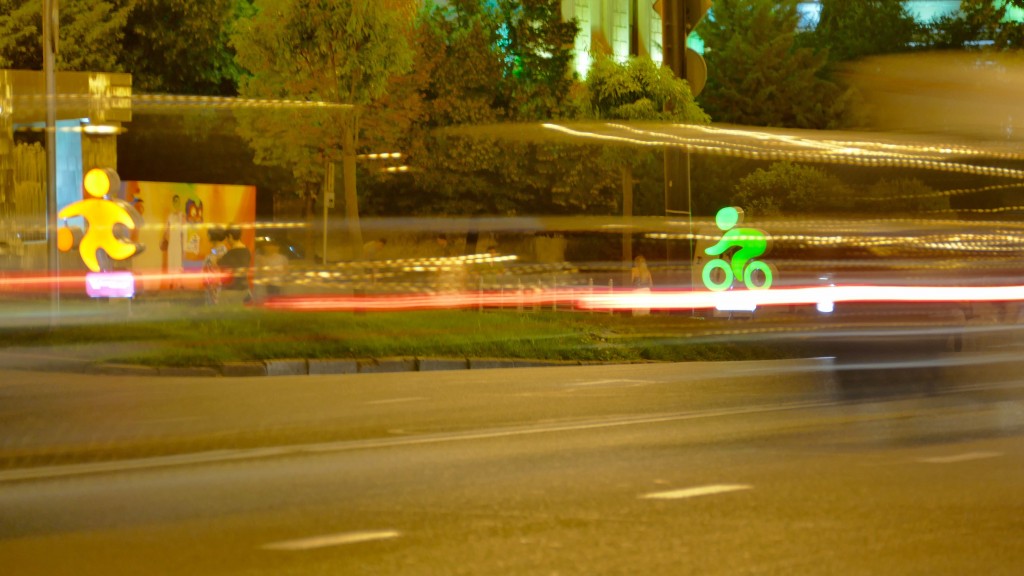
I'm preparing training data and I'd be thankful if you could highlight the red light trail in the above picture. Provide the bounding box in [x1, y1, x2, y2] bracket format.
[257, 284, 1024, 313]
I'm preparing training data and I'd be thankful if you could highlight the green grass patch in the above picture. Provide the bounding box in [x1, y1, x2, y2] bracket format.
[0, 301, 814, 368]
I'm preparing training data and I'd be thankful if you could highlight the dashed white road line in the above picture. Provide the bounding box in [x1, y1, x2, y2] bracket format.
[365, 397, 425, 405]
[567, 379, 652, 387]
[641, 484, 753, 500]
[917, 452, 1002, 464]
[262, 530, 401, 551]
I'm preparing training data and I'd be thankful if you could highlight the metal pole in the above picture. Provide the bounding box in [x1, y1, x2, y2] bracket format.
[322, 159, 333, 266]
[43, 0, 59, 326]
[622, 166, 633, 266]
[342, 119, 362, 259]
[688, 149, 698, 317]
[662, 0, 693, 290]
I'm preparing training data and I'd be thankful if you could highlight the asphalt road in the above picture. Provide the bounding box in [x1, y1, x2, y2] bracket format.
[1, 359, 1023, 575]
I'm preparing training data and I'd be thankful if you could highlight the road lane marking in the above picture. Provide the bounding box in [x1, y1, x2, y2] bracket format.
[641, 484, 753, 500]
[917, 452, 1002, 464]
[567, 379, 651, 387]
[136, 417, 201, 424]
[365, 397, 424, 405]
[262, 530, 400, 551]
[0, 399, 837, 482]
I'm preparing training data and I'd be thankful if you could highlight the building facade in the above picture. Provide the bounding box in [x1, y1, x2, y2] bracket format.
[0, 71, 130, 268]
[562, 1, 1024, 79]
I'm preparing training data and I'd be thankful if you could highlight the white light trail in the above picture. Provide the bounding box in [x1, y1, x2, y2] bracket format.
[641, 484, 753, 500]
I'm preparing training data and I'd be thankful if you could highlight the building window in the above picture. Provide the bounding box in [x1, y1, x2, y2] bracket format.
[649, 1, 663, 64]
[573, 0, 592, 77]
[612, 0, 630, 63]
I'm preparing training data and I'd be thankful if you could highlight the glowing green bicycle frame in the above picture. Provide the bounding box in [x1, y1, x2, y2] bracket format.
[702, 207, 775, 292]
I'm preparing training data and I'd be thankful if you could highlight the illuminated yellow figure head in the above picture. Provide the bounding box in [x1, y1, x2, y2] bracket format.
[58, 168, 141, 272]
[83, 168, 114, 199]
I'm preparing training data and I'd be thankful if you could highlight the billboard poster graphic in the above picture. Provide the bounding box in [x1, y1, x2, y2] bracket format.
[124, 181, 256, 292]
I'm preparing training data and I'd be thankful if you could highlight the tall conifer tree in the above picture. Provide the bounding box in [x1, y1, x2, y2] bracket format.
[811, 0, 919, 63]
[700, 0, 856, 129]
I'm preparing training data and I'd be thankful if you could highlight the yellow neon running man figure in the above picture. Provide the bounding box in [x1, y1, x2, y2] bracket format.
[58, 168, 143, 272]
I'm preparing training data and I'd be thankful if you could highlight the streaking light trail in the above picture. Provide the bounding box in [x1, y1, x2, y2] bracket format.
[0, 271, 233, 293]
[258, 284, 1024, 313]
[6, 275, 1024, 312]
[538, 122, 1024, 180]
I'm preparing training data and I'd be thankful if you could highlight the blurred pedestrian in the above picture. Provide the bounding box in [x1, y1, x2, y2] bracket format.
[363, 238, 387, 286]
[216, 226, 253, 304]
[435, 234, 454, 258]
[162, 194, 186, 289]
[257, 241, 289, 299]
[203, 226, 227, 305]
[363, 237, 387, 260]
[433, 234, 463, 292]
[631, 254, 653, 316]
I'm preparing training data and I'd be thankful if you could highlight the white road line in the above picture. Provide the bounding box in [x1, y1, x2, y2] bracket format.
[641, 484, 753, 500]
[365, 397, 424, 405]
[567, 379, 651, 387]
[917, 452, 1002, 464]
[0, 400, 831, 482]
[136, 417, 201, 424]
[262, 530, 401, 551]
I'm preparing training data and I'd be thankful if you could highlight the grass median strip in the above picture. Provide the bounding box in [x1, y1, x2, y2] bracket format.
[0, 301, 812, 368]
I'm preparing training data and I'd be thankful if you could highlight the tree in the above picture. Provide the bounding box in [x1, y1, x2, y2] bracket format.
[809, 0, 920, 63]
[700, 0, 859, 129]
[0, 0, 247, 95]
[382, 132, 622, 216]
[731, 162, 855, 217]
[121, 0, 250, 95]
[366, 3, 700, 222]
[858, 178, 949, 214]
[730, 163, 951, 219]
[231, 0, 413, 258]
[416, 0, 505, 127]
[0, 0, 131, 71]
[578, 54, 710, 123]
[495, 0, 579, 120]
[923, 0, 1024, 50]
[362, 0, 597, 220]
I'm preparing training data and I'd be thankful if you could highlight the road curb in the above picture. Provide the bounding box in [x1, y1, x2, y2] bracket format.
[157, 366, 221, 377]
[221, 362, 268, 377]
[358, 357, 419, 374]
[265, 359, 308, 377]
[308, 359, 358, 375]
[418, 358, 469, 371]
[93, 363, 160, 376]
[91, 356, 611, 377]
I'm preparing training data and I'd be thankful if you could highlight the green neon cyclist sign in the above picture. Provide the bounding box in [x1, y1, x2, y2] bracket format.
[702, 207, 775, 292]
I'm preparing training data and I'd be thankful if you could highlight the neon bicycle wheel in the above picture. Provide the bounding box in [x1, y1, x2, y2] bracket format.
[702, 259, 733, 292]
[743, 260, 773, 290]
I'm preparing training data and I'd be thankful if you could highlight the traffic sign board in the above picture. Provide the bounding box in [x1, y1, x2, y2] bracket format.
[685, 47, 707, 96]
[659, 0, 712, 93]
[685, 0, 712, 33]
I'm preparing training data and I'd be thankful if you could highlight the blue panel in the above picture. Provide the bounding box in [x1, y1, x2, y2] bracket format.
[55, 119, 84, 223]
[905, 1, 960, 23]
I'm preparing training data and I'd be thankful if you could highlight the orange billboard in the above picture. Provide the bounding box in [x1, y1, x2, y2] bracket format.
[124, 181, 256, 291]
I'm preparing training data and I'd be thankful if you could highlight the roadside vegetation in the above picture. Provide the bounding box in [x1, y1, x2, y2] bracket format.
[0, 301, 812, 368]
